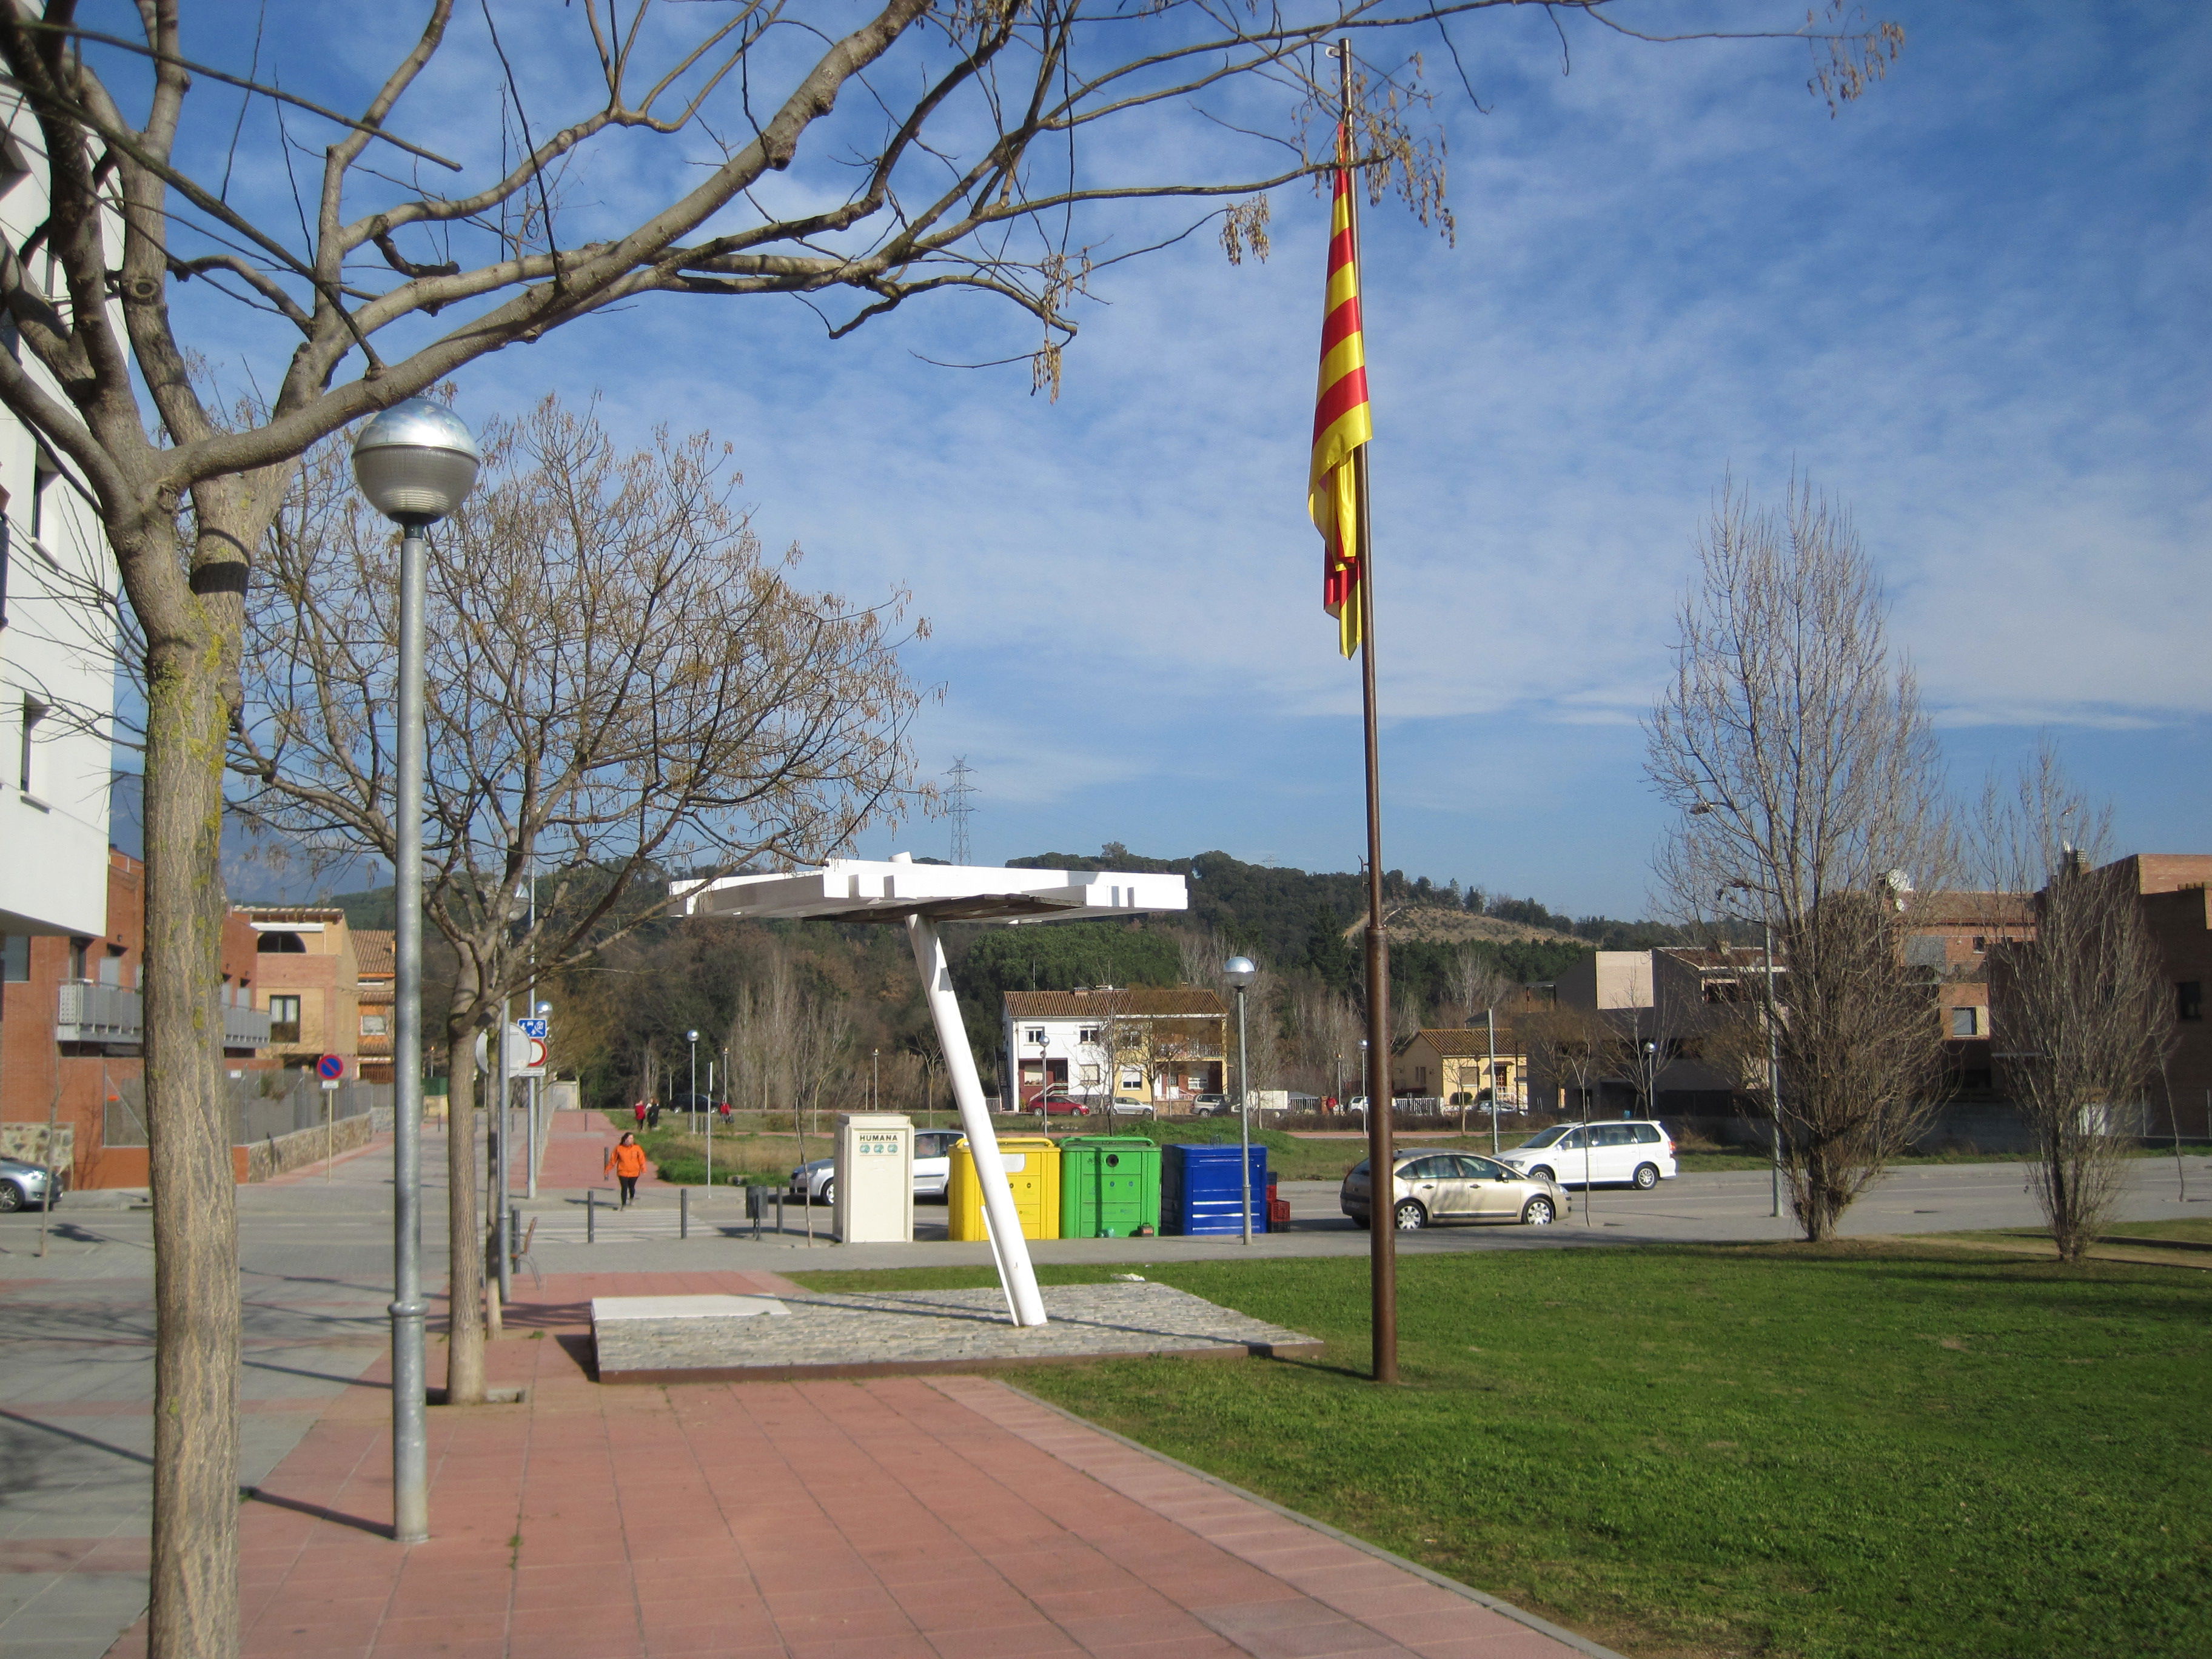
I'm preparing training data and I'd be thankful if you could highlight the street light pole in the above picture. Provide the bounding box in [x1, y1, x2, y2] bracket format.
[352, 398, 480, 1546]
[687, 1028, 702, 1187]
[1225, 957, 1258, 1244]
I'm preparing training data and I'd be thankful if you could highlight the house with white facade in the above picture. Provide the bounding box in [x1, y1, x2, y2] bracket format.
[1002, 987, 1228, 1113]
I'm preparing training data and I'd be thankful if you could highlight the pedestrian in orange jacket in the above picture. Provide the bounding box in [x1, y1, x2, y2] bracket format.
[606, 1133, 648, 1207]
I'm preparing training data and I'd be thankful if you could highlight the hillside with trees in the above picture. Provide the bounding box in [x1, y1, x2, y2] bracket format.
[298, 848, 1675, 1109]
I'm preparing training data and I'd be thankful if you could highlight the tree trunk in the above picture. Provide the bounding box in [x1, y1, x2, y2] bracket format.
[143, 639, 240, 1659]
[444, 1024, 486, 1404]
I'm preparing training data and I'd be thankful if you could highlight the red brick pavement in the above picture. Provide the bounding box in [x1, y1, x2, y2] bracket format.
[541, 1109, 651, 1191]
[99, 1270, 1598, 1659]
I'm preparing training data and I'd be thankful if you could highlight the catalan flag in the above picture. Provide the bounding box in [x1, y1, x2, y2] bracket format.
[1309, 141, 1372, 658]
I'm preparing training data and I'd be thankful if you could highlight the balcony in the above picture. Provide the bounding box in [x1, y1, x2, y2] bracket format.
[55, 980, 143, 1045]
[225, 1003, 273, 1050]
[54, 982, 274, 1049]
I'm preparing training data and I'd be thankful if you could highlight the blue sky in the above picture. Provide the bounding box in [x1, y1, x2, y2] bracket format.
[137, 2, 2211, 916]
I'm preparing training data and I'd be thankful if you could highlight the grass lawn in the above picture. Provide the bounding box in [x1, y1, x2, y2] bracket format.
[788, 1243, 2211, 1658]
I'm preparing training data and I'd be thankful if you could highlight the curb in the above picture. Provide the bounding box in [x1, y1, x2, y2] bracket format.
[993, 1380, 1629, 1659]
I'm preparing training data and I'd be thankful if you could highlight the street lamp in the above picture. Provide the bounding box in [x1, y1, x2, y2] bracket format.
[352, 396, 480, 1546]
[873, 1047, 880, 1113]
[1224, 956, 1258, 1245]
[1719, 879, 1784, 1219]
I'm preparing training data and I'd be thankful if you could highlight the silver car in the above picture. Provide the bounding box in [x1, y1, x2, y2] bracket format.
[0, 1156, 64, 1213]
[1340, 1150, 1564, 1230]
[790, 1128, 967, 1206]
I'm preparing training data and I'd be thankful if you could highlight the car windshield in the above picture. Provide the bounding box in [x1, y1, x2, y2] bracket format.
[1515, 1126, 1570, 1150]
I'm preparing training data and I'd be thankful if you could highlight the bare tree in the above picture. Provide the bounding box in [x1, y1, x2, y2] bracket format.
[1448, 948, 1515, 1028]
[1647, 480, 1952, 1241]
[231, 397, 920, 1399]
[1982, 752, 2173, 1261]
[0, 5, 1899, 1642]
[1521, 1002, 1607, 1121]
[1289, 977, 1362, 1101]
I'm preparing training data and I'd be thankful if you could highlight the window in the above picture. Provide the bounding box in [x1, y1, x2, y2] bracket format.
[67, 937, 88, 980]
[1024, 1027, 1045, 1045]
[1078, 1026, 1100, 1045]
[256, 931, 306, 954]
[1972, 937, 1987, 953]
[2, 935, 26, 981]
[268, 995, 301, 1044]
[1950, 1006, 1980, 1038]
[30, 455, 55, 546]
[2179, 982, 2203, 1024]
[1077, 1064, 1101, 1085]
[360, 1012, 389, 1036]
[18, 695, 45, 795]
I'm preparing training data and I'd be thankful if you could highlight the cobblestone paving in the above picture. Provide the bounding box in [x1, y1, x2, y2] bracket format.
[592, 1280, 1320, 1380]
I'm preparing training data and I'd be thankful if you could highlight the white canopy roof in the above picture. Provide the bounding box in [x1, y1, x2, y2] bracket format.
[673, 857, 1188, 927]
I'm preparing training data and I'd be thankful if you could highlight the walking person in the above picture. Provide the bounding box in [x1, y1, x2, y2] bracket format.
[606, 1133, 647, 1208]
[633, 1098, 648, 1131]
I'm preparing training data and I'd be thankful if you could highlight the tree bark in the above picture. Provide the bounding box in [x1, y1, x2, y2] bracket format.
[443, 1022, 485, 1404]
[143, 631, 240, 1659]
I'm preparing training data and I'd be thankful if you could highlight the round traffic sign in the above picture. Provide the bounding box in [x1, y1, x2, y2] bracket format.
[316, 1053, 346, 1081]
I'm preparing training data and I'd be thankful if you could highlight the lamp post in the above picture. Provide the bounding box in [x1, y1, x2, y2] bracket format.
[873, 1047, 880, 1113]
[352, 397, 481, 1546]
[1719, 879, 1784, 1219]
[1224, 956, 1258, 1244]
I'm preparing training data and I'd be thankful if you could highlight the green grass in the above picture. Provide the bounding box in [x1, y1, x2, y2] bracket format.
[2101, 1217, 2212, 1249]
[788, 1244, 2212, 1658]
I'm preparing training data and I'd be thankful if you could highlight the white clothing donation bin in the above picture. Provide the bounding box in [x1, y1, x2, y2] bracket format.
[834, 1113, 914, 1244]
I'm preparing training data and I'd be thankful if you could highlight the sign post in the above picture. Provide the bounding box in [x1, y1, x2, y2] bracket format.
[317, 1054, 347, 1178]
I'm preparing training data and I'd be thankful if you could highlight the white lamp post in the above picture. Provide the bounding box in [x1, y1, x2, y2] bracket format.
[529, 1000, 551, 1200]
[1224, 956, 1258, 1245]
[352, 397, 480, 1546]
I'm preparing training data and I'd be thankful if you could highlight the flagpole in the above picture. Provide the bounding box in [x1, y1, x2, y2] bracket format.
[1339, 39, 1398, 1387]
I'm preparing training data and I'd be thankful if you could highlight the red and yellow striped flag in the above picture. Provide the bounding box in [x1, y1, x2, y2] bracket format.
[1309, 145, 1372, 658]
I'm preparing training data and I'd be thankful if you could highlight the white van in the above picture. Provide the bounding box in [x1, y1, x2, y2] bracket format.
[1498, 1121, 1677, 1190]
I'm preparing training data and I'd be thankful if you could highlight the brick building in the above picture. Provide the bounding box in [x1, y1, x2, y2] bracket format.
[240, 907, 363, 1073]
[354, 928, 395, 1084]
[1, 849, 269, 1186]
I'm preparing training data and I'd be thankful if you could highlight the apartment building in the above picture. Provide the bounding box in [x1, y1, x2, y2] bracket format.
[240, 907, 364, 1073]
[1002, 986, 1227, 1111]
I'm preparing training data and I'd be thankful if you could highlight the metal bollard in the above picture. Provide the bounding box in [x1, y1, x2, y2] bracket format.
[680, 1185, 690, 1240]
[776, 1190, 785, 1238]
[509, 1204, 521, 1269]
[587, 1187, 596, 1244]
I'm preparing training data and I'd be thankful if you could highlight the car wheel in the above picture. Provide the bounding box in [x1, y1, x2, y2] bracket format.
[0, 1182, 22, 1214]
[1393, 1199, 1427, 1232]
[819, 1178, 835, 1207]
[1520, 1196, 1556, 1226]
[1530, 1165, 1556, 1185]
[1633, 1162, 1660, 1190]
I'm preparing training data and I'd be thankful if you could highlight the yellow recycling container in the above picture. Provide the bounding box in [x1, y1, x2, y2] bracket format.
[947, 1134, 1062, 1241]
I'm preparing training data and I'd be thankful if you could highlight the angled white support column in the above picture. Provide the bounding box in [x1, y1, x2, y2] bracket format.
[906, 913, 1046, 1327]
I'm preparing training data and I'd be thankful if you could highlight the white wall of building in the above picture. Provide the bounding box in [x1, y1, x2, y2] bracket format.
[0, 92, 119, 940]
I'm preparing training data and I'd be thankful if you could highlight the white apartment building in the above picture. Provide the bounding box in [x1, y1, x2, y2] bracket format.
[0, 92, 120, 950]
[1001, 987, 1228, 1111]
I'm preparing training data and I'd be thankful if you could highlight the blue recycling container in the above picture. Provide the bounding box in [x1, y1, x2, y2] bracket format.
[1162, 1143, 1270, 1236]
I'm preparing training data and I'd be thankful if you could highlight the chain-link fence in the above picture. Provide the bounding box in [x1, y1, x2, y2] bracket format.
[104, 1070, 386, 1147]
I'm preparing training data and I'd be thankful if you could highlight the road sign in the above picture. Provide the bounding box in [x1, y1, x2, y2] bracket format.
[507, 1022, 547, 1079]
[320, 1079, 341, 1091]
[518, 1018, 548, 1041]
[316, 1053, 346, 1081]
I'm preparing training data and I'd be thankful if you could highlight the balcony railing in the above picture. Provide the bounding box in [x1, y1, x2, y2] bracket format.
[54, 981, 274, 1049]
[225, 1004, 273, 1049]
[55, 980, 143, 1044]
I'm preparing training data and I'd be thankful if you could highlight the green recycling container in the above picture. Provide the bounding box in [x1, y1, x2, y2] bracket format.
[1058, 1136, 1162, 1239]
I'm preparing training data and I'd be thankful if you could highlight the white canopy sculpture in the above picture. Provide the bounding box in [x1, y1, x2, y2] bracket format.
[674, 853, 1190, 1326]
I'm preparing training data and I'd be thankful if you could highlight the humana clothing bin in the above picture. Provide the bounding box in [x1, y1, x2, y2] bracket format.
[1162, 1143, 1269, 1236]
[833, 1113, 914, 1244]
[1058, 1136, 1161, 1239]
[948, 1135, 1061, 1241]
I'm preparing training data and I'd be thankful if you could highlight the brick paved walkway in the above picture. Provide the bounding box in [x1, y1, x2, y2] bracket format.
[96, 1269, 1605, 1659]
[540, 1110, 646, 1191]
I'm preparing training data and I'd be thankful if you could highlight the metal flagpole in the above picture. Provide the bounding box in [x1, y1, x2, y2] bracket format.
[1338, 38, 1397, 1387]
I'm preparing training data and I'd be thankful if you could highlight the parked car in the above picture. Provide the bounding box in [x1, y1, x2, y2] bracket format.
[790, 1128, 970, 1206]
[1340, 1150, 1563, 1230]
[1191, 1094, 1230, 1116]
[1025, 1090, 1092, 1116]
[1497, 1121, 1677, 1190]
[0, 1156, 64, 1213]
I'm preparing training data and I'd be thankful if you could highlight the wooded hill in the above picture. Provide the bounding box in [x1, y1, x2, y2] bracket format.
[301, 848, 1678, 1109]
